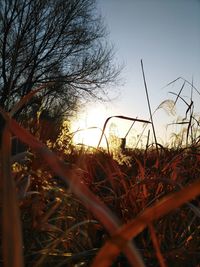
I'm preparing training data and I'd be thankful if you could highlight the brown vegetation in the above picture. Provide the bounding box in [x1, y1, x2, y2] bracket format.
[0, 93, 200, 266]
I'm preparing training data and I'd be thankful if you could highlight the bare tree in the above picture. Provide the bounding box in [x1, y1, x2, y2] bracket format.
[0, 0, 119, 142]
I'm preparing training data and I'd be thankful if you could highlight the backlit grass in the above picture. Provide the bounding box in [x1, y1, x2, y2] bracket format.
[0, 81, 200, 267]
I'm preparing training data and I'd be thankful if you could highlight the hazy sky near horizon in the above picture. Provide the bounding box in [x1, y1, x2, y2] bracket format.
[73, 0, 200, 146]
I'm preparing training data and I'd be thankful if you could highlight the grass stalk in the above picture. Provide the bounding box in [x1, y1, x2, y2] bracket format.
[148, 223, 167, 267]
[2, 112, 146, 267]
[97, 115, 151, 149]
[92, 178, 200, 266]
[1, 123, 24, 267]
[141, 59, 158, 154]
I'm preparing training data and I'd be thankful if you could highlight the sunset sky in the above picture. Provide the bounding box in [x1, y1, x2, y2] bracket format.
[72, 0, 200, 147]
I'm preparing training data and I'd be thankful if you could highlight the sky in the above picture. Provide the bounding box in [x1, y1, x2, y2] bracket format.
[72, 0, 200, 148]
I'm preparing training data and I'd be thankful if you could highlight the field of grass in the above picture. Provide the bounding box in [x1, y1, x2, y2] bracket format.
[0, 82, 200, 267]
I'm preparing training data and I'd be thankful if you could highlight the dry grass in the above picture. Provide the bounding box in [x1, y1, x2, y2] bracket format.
[0, 83, 200, 267]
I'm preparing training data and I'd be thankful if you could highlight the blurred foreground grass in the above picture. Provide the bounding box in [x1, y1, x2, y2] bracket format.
[0, 81, 200, 266]
[1, 119, 200, 266]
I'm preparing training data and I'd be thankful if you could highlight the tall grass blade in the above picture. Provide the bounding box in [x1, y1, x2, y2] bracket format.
[1, 123, 24, 267]
[185, 101, 193, 119]
[98, 115, 151, 148]
[169, 91, 190, 108]
[141, 59, 158, 153]
[168, 121, 189, 126]
[10, 83, 52, 117]
[148, 223, 167, 267]
[1, 110, 146, 267]
[164, 77, 200, 97]
[186, 112, 193, 146]
[92, 179, 200, 267]
[124, 119, 137, 139]
[164, 77, 181, 88]
[174, 81, 185, 106]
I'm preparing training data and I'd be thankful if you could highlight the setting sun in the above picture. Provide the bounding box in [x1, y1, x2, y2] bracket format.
[73, 127, 102, 147]
[71, 104, 153, 149]
[71, 104, 108, 148]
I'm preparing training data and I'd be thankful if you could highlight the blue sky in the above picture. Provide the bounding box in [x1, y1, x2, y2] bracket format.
[73, 0, 200, 147]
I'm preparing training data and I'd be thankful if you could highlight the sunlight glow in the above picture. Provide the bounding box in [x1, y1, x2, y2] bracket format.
[71, 103, 153, 149]
[71, 104, 108, 148]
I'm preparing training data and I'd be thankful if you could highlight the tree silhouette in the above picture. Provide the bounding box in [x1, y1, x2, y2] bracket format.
[0, 0, 119, 143]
